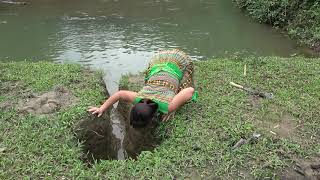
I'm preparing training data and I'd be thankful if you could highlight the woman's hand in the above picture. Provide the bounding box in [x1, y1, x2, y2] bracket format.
[87, 90, 137, 117]
[88, 106, 104, 117]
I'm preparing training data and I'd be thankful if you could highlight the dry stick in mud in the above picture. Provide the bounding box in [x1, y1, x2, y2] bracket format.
[229, 82, 273, 99]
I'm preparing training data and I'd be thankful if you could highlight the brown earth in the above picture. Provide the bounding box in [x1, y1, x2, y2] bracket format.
[0, 81, 77, 115]
[281, 157, 320, 180]
[74, 112, 119, 164]
[17, 86, 77, 115]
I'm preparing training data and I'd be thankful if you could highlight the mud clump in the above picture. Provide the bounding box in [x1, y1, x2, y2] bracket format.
[17, 86, 77, 115]
[74, 112, 119, 163]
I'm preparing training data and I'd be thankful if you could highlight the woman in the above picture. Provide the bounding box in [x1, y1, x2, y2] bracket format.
[88, 49, 198, 128]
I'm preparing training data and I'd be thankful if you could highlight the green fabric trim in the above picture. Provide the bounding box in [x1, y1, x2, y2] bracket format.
[133, 97, 142, 104]
[192, 90, 199, 101]
[133, 97, 169, 114]
[146, 62, 183, 81]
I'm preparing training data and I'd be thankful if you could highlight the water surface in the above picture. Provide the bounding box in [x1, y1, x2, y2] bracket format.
[0, 0, 300, 93]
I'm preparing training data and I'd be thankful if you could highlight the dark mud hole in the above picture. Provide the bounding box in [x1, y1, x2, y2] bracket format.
[72, 72, 162, 162]
[74, 103, 162, 163]
[73, 73, 163, 163]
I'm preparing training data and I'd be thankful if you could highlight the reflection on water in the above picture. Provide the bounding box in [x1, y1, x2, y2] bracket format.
[1, 0, 300, 86]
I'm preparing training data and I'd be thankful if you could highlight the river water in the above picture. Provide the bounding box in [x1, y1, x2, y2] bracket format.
[0, 0, 301, 93]
[0, 0, 301, 160]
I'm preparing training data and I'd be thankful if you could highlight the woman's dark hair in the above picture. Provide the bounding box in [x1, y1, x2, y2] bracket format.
[130, 99, 158, 128]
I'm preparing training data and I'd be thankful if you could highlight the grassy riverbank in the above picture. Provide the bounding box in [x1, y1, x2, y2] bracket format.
[1, 58, 319, 179]
[234, 0, 320, 52]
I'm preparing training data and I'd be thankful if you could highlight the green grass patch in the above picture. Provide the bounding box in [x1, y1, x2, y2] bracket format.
[0, 58, 319, 179]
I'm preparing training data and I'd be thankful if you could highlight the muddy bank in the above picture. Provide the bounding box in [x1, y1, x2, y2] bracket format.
[73, 80, 120, 163]
[74, 73, 162, 161]
[74, 112, 119, 163]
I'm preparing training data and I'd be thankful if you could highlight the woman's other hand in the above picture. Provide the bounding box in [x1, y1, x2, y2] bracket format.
[88, 106, 104, 117]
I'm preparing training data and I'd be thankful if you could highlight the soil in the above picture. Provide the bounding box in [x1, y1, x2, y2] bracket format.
[250, 101, 298, 139]
[0, 81, 78, 115]
[17, 86, 77, 115]
[281, 157, 320, 180]
[74, 112, 119, 163]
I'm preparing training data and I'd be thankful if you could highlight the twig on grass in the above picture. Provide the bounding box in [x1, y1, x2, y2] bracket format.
[229, 82, 274, 99]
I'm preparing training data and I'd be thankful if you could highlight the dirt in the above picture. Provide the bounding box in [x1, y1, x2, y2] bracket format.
[123, 113, 161, 159]
[281, 157, 320, 180]
[117, 97, 161, 159]
[311, 41, 320, 55]
[247, 95, 263, 109]
[249, 100, 298, 139]
[0, 81, 77, 115]
[74, 112, 119, 163]
[17, 86, 77, 115]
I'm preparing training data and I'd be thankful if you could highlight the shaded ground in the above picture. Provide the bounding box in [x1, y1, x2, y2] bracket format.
[74, 112, 119, 164]
[0, 58, 319, 179]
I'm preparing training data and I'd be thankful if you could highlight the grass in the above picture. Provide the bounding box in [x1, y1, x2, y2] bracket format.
[0, 58, 319, 179]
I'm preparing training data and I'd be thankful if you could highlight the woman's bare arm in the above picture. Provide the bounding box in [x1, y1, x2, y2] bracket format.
[168, 87, 194, 113]
[88, 90, 137, 117]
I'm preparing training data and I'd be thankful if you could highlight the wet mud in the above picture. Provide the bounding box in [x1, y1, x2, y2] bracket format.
[75, 73, 161, 162]
[74, 112, 119, 163]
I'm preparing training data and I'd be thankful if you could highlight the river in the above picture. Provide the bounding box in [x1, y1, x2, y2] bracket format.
[0, 0, 301, 93]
